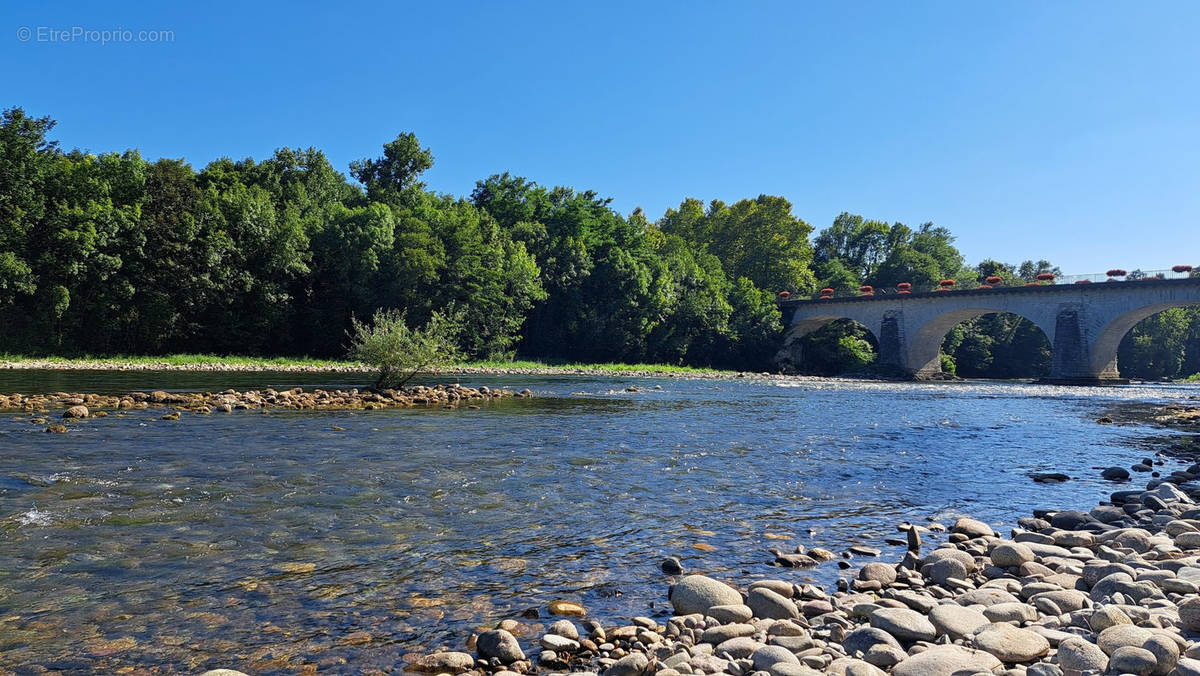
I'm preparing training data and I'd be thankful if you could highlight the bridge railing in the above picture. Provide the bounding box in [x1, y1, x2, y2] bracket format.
[789, 267, 1198, 301]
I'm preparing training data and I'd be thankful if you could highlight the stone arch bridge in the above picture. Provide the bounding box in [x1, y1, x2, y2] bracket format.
[775, 277, 1200, 384]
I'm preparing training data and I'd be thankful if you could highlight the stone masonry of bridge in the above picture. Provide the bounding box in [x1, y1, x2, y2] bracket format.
[775, 277, 1200, 384]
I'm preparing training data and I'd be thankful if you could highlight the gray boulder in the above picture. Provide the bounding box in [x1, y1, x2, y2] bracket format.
[747, 587, 799, 620]
[1096, 624, 1154, 656]
[842, 626, 901, 656]
[1108, 645, 1157, 675]
[476, 629, 525, 664]
[669, 575, 742, 615]
[605, 653, 649, 676]
[1055, 637, 1108, 673]
[715, 636, 761, 659]
[708, 604, 754, 624]
[409, 652, 476, 673]
[858, 562, 896, 585]
[891, 644, 1002, 676]
[972, 623, 1050, 663]
[929, 603, 989, 640]
[956, 587, 1020, 607]
[751, 645, 800, 672]
[952, 517, 994, 538]
[1143, 634, 1179, 675]
[1180, 596, 1200, 631]
[868, 607, 936, 643]
[990, 541, 1034, 568]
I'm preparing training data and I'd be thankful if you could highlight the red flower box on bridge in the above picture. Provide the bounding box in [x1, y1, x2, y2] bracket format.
[1106, 269, 1127, 277]
[1173, 265, 1194, 273]
[985, 276, 1003, 285]
[1035, 273, 1056, 281]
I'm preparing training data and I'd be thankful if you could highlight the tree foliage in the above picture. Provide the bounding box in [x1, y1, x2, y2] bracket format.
[0, 106, 1195, 378]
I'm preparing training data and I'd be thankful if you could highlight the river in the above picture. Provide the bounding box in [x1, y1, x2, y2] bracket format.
[0, 371, 1197, 673]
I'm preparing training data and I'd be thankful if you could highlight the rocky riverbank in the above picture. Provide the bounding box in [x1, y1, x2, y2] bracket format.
[1156, 405, 1200, 428]
[385, 405, 1200, 676]
[1, 384, 527, 426]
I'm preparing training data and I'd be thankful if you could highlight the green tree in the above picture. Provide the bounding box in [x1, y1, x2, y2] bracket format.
[1017, 259, 1060, 281]
[0, 108, 54, 317]
[664, 195, 817, 294]
[813, 212, 891, 281]
[722, 276, 782, 369]
[350, 132, 433, 205]
[873, 246, 943, 290]
[813, 259, 860, 296]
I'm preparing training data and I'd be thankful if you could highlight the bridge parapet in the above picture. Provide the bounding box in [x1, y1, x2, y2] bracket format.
[785, 267, 1199, 302]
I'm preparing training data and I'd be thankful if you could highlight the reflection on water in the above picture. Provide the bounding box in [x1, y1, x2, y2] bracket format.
[0, 373, 1198, 672]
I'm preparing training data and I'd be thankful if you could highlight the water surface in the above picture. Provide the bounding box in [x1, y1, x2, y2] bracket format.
[0, 373, 1198, 673]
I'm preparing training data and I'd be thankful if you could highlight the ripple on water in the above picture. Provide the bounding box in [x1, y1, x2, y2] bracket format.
[16, 507, 53, 526]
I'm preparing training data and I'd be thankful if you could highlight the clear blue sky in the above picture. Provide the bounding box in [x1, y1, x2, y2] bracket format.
[4, 1, 1198, 274]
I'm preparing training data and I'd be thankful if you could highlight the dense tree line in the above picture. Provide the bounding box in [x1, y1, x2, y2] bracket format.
[1, 107, 1197, 378]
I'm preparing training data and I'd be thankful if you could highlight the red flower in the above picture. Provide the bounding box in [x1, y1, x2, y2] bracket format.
[985, 276, 1003, 285]
[1035, 272, 1055, 281]
[1106, 269, 1127, 277]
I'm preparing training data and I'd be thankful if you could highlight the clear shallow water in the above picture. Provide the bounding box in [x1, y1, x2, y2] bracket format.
[0, 373, 1198, 673]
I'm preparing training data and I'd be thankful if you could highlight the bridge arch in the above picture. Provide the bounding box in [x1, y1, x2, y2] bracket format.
[1091, 302, 1200, 379]
[906, 307, 1055, 378]
[778, 315, 880, 375]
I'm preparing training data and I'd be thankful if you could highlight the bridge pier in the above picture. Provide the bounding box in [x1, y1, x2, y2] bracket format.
[1040, 303, 1128, 385]
[874, 310, 908, 374]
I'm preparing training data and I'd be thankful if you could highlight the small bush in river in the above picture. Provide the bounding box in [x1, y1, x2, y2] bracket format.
[348, 309, 462, 388]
